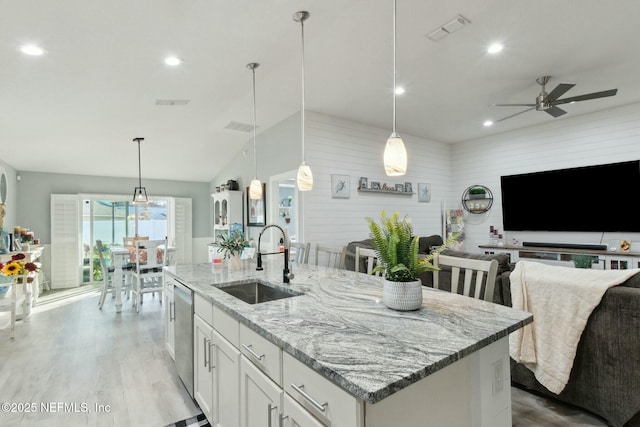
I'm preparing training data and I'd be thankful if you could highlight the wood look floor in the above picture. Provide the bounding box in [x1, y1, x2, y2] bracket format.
[0, 288, 608, 427]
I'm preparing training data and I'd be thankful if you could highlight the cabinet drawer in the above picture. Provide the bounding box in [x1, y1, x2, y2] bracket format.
[213, 306, 239, 348]
[240, 323, 282, 386]
[194, 293, 213, 325]
[283, 352, 363, 427]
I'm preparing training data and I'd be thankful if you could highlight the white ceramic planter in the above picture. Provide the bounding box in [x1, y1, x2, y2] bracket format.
[382, 279, 423, 311]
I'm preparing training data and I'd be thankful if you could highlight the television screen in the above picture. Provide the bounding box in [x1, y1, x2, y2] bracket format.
[500, 160, 640, 232]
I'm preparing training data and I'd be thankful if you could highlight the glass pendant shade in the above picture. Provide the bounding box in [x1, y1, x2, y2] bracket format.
[133, 186, 148, 204]
[297, 162, 313, 191]
[249, 178, 263, 199]
[383, 133, 407, 176]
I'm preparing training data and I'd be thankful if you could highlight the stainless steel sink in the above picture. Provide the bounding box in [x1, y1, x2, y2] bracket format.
[217, 281, 302, 305]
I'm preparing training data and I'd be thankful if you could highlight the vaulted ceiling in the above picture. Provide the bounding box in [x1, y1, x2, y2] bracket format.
[2, 0, 639, 182]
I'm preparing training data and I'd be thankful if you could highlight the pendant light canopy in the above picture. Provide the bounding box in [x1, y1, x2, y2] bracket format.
[294, 11, 313, 191]
[383, 0, 407, 176]
[247, 62, 263, 200]
[132, 137, 148, 204]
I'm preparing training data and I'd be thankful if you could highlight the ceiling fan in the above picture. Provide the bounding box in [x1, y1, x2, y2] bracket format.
[491, 75, 617, 123]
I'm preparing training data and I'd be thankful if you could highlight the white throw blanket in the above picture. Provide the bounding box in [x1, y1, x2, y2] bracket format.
[509, 261, 639, 394]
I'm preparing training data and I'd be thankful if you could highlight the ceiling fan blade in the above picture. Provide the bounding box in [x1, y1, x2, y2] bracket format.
[544, 106, 567, 117]
[494, 107, 535, 123]
[491, 103, 536, 107]
[552, 89, 618, 105]
[545, 83, 575, 102]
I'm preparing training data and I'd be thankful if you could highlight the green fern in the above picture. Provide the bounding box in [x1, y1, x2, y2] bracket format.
[366, 211, 455, 282]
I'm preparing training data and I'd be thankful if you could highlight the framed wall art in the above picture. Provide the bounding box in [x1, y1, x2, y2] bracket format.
[418, 183, 431, 202]
[331, 174, 350, 198]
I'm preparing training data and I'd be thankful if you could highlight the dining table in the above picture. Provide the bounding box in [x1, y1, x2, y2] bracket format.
[108, 245, 176, 313]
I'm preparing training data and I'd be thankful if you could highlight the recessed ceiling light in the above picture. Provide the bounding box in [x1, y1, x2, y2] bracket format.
[483, 120, 494, 127]
[20, 44, 45, 56]
[395, 86, 406, 95]
[487, 43, 503, 54]
[164, 56, 182, 66]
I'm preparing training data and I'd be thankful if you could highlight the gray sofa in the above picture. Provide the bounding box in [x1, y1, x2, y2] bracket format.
[499, 269, 640, 427]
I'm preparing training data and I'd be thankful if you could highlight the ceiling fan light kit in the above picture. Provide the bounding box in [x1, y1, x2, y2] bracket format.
[491, 75, 618, 124]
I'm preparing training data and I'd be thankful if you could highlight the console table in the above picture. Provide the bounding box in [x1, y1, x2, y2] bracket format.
[0, 246, 44, 318]
[479, 244, 640, 270]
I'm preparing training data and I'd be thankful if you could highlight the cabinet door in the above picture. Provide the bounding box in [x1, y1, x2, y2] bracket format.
[213, 330, 240, 427]
[240, 356, 283, 427]
[164, 288, 175, 360]
[194, 314, 214, 422]
[283, 393, 324, 427]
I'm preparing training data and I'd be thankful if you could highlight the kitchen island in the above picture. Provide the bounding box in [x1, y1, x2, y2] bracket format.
[164, 259, 532, 427]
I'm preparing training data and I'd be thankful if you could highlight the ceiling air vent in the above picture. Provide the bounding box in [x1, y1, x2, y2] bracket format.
[155, 99, 190, 106]
[224, 121, 257, 133]
[426, 14, 471, 41]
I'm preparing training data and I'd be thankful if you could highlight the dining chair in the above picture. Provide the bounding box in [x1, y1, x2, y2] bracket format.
[123, 236, 149, 249]
[354, 247, 382, 275]
[433, 254, 498, 302]
[290, 242, 310, 264]
[314, 244, 346, 269]
[96, 240, 115, 310]
[131, 239, 167, 312]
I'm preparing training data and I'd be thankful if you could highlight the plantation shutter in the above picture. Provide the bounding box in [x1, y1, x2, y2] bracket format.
[50, 194, 82, 288]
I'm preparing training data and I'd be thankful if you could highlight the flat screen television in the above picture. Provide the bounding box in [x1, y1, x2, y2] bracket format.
[500, 160, 640, 232]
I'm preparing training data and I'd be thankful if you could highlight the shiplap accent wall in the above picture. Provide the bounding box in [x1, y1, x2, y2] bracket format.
[451, 101, 640, 252]
[303, 112, 451, 248]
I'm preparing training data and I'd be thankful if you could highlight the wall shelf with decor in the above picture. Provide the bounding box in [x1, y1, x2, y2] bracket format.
[461, 185, 493, 214]
[358, 188, 414, 196]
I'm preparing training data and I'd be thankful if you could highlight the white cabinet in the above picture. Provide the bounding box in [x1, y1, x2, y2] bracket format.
[212, 329, 240, 427]
[194, 295, 241, 426]
[212, 190, 244, 239]
[283, 393, 325, 427]
[194, 313, 214, 421]
[164, 278, 175, 360]
[283, 352, 362, 427]
[239, 355, 283, 427]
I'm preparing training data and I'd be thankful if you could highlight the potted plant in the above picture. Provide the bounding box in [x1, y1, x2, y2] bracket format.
[468, 186, 487, 199]
[217, 230, 251, 270]
[366, 211, 457, 311]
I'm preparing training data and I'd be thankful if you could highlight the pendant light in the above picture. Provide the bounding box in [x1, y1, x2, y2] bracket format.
[132, 137, 148, 204]
[294, 11, 313, 191]
[383, 0, 407, 176]
[247, 62, 263, 200]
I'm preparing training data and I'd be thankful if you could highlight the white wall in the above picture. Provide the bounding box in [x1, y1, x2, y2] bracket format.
[451, 101, 640, 252]
[211, 111, 453, 250]
[302, 112, 451, 247]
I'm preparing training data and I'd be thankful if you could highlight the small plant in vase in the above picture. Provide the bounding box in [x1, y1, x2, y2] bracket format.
[366, 211, 458, 311]
[217, 230, 251, 269]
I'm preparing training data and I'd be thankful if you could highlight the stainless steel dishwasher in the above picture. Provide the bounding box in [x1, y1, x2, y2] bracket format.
[173, 280, 194, 398]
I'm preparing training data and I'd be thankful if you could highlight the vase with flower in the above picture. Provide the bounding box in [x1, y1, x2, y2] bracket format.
[217, 230, 251, 270]
[0, 253, 41, 297]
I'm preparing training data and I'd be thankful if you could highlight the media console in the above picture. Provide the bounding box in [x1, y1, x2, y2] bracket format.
[479, 244, 640, 270]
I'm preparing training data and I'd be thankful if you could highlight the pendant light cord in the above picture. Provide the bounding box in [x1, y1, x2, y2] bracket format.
[252, 66, 258, 177]
[137, 139, 142, 187]
[300, 18, 306, 163]
[392, 0, 397, 136]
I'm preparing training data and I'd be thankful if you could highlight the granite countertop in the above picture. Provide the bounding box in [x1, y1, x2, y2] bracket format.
[164, 259, 532, 404]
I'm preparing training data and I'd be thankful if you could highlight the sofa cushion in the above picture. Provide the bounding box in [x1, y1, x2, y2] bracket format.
[439, 249, 512, 274]
[418, 235, 444, 254]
